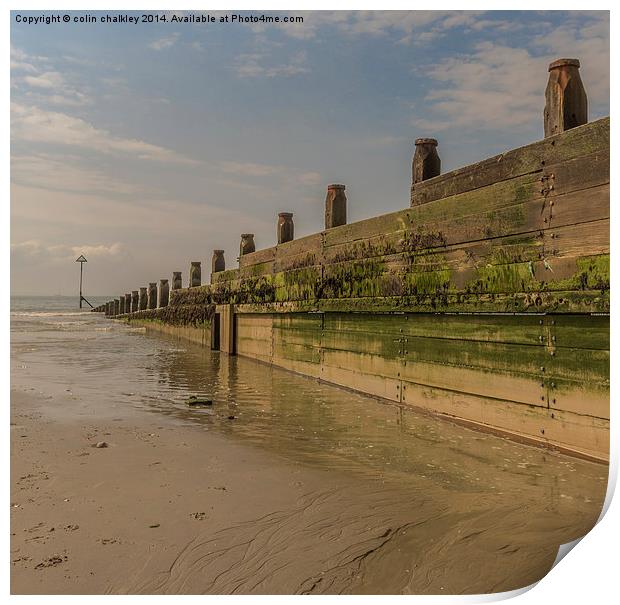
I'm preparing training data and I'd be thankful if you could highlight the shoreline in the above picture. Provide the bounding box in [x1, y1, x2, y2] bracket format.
[11, 367, 606, 595]
[11, 388, 344, 594]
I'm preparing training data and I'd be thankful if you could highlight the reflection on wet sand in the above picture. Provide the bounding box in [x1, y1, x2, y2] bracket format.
[11, 308, 608, 594]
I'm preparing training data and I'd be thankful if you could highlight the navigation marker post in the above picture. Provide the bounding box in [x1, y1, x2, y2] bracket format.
[76, 255, 93, 309]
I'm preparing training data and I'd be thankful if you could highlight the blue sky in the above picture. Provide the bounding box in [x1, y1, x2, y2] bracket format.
[10, 10, 609, 295]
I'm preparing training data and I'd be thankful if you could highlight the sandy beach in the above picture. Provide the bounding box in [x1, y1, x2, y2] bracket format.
[10, 388, 347, 594]
[10, 304, 608, 595]
[10, 385, 605, 595]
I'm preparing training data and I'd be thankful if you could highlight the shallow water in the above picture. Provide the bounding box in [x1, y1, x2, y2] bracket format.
[10, 296, 609, 594]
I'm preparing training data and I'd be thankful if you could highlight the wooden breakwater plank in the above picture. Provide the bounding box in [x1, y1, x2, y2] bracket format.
[320, 327, 608, 384]
[400, 381, 608, 462]
[319, 357, 402, 403]
[235, 314, 273, 363]
[226, 287, 609, 314]
[323, 146, 607, 253]
[273, 233, 323, 272]
[324, 313, 544, 346]
[410, 117, 609, 206]
[132, 319, 212, 348]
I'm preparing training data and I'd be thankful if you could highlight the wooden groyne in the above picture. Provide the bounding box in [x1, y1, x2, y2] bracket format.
[95, 59, 609, 462]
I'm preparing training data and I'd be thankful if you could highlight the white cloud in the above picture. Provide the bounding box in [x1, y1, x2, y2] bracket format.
[11, 154, 144, 196]
[12, 47, 92, 107]
[245, 11, 487, 44]
[11, 239, 128, 264]
[23, 70, 65, 88]
[11, 103, 199, 165]
[234, 51, 309, 78]
[10, 46, 45, 73]
[149, 33, 180, 50]
[297, 172, 322, 186]
[412, 14, 609, 134]
[219, 161, 282, 177]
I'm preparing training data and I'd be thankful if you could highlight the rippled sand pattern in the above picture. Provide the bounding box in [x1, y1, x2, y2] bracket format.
[11, 300, 608, 594]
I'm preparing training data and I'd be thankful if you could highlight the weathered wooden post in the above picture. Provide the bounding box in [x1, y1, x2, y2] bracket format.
[240, 234, 255, 257]
[212, 250, 225, 274]
[190, 262, 201, 287]
[131, 290, 139, 312]
[147, 282, 157, 309]
[277, 212, 294, 244]
[325, 184, 347, 229]
[158, 279, 169, 308]
[113, 299, 120, 316]
[412, 138, 440, 185]
[119, 296, 125, 315]
[139, 287, 148, 311]
[172, 272, 182, 290]
[544, 58, 587, 138]
[125, 293, 131, 314]
[105, 302, 110, 316]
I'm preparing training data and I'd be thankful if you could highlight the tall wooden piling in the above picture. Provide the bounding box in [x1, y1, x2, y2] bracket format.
[212, 250, 225, 275]
[158, 279, 169, 308]
[325, 185, 347, 229]
[412, 138, 440, 185]
[277, 213, 294, 244]
[147, 283, 157, 309]
[240, 234, 255, 257]
[139, 287, 148, 311]
[113, 299, 120, 316]
[131, 290, 139, 313]
[190, 262, 201, 288]
[544, 58, 587, 138]
[125, 294, 131, 314]
[119, 296, 125, 315]
[172, 272, 182, 291]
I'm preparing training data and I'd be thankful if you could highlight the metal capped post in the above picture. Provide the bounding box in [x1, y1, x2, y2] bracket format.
[412, 138, 440, 185]
[190, 262, 201, 288]
[172, 272, 182, 290]
[325, 185, 347, 229]
[212, 250, 225, 274]
[544, 58, 588, 138]
[139, 287, 148, 311]
[240, 234, 255, 257]
[147, 282, 157, 309]
[277, 213, 294, 244]
[158, 279, 169, 308]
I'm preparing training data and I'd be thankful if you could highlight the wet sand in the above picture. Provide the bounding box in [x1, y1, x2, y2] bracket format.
[10, 303, 608, 595]
[10, 387, 604, 595]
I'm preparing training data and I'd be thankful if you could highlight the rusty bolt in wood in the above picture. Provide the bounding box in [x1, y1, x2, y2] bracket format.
[277, 212, 294, 244]
[325, 184, 347, 229]
[544, 58, 587, 138]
